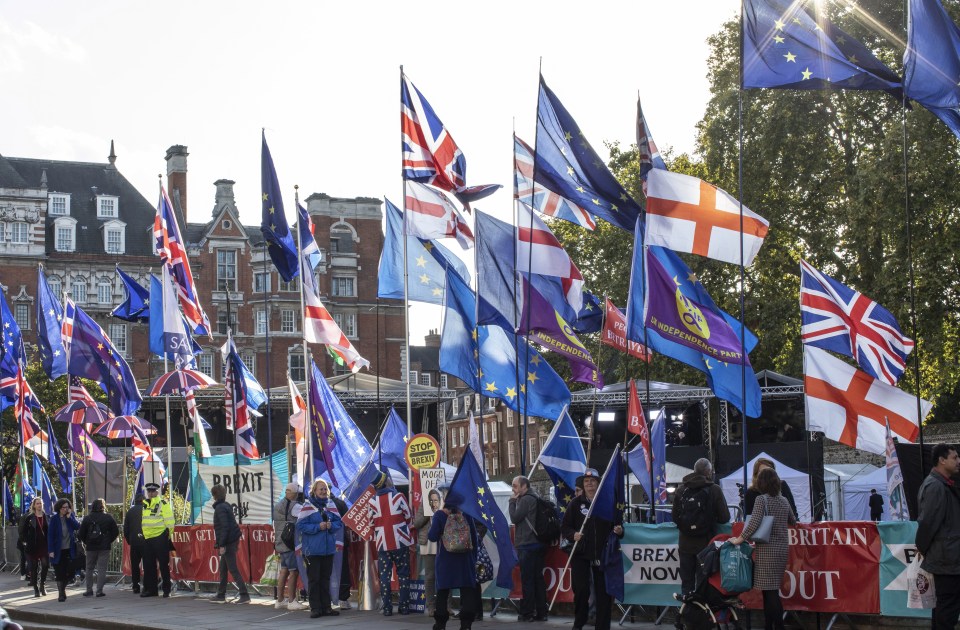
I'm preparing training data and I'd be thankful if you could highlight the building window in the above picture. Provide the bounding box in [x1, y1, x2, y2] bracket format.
[49, 193, 70, 216]
[97, 195, 118, 219]
[198, 353, 214, 379]
[481, 421, 487, 443]
[281, 309, 297, 333]
[452, 397, 459, 416]
[529, 438, 538, 462]
[222, 219, 232, 230]
[333, 312, 357, 338]
[474, 394, 480, 412]
[105, 226, 125, 254]
[97, 281, 112, 304]
[56, 225, 74, 252]
[408, 370, 418, 384]
[420, 373, 431, 387]
[508, 441, 516, 468]
[11, 222, 28, 244]
[506, 409, 514, 427]
[487, 397, 496, 411]
[254, 271, 271, 294]
[108, 323, 127, 355]
[492, 455, 500, 476]
[440, 374, 448, 389]
[71, 278, 87, 302]
[330, 226, 356, 254]
[279, 277, 299, 292]
[241, 351, 255, 376]
[217, 310, 237, 335]
[289, 351, 305, 382]
[331, 276, 355, 297]
[490, 423, 498, 443]
[216, 250, 237, 292]
[255, 310, 267, 335]
[48, 276, 62, 299]
[459, 426, 465, 447]
[450, 427, 457, 448]
[13, 304, 29, 330]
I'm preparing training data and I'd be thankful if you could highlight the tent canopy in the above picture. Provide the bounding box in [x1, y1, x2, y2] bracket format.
[841, 465, 889, 521]
[719, 452, 813, 522]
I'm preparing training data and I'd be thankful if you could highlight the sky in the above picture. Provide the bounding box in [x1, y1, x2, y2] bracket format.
[1, 0, 740, 344]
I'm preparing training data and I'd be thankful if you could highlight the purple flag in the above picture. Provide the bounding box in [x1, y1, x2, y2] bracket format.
[67, 424, 106, 464]
[642, 248, 747, 365]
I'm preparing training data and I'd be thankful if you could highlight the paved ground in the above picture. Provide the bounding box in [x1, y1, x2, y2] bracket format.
[0, 572, 664, 630]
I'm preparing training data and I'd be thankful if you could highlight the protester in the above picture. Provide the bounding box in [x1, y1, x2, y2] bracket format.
[729, 468, 796, 630]
[140, 482, 174, 598]
[273, 482, 306, 610]
[671, 458, 730, 597]
[297, 479, 342, 619]
[47, 498, 80, 603]
[428, 502, 479, 630]
[124, 493, 145, 594]
[561, 468, 625, 630]
[78, 498, 119, 597]
[916, 443, 960, 629]
[744, 458, 798, 519]
[369, 470, 413, 616]
[509, 475, 547, 621]
[18, 497, 49, 597]
[331, 494, 352, 609]
[868, 489, 884, 522]
[414, 488, 442, 616]
[210, 484, 250, 604]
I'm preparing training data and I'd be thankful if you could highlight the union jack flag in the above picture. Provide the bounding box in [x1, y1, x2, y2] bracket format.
[15, 367, 42, 445]
[132, 425, 165, 476]
[368, 490, 413, 551]
[514, 135, 596, 230]
[154, 186, 211, 337]
[223, 337, 259, 458]
[636, 97, 666, 185]
[800, 259, 914, 386]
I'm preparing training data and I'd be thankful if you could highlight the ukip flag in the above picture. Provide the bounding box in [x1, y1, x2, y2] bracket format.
[307, 358, 337, 487]
[261, 132, 299, 282]
[37, 267, 67, 380]
[644, 169, 769, 267]
[112, 266, 150, 324]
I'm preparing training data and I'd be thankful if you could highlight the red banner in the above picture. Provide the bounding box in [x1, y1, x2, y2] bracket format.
[733, 522, 881, 614]
[507, 546, 574, 604]
[343, 486, 375, 541]
[601, 299, 652, 362]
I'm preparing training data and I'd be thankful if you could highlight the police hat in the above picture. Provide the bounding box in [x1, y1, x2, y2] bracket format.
[145, 483, 161, 492]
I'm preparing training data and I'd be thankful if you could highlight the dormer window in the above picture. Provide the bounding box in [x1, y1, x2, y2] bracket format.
[97, 195, 118, 219]
[54, 217, 77, 252]
[102, 220, 126, 254]
[49, 193, 70, 216]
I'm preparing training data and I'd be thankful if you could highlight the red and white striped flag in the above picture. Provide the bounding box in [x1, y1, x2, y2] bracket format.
[516, 202, 584, 312]
[404, 181, 474, 249]
[302, 249, 369, 373]
[645, 169, 769, 266]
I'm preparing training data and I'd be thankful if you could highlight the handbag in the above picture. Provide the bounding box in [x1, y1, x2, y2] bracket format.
[475, 542, 494, 583]
[748, 495, 775, 544]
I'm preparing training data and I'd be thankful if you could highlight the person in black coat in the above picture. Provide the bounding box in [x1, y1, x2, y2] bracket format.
[743, 458, 798, 519]
[123, 493, 145, 593]
[19, 498, 50, 597]
[869, 489, 885, 521]
[78, 498, 119, 597]
[210, 484, 249, 603]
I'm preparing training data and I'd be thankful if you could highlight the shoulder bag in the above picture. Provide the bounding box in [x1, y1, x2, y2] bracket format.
[748, 495, 775, 544]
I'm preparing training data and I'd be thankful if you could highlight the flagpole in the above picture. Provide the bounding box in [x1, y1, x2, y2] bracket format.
[262, 236, 276, 508]
[400, 66, 414, 480]
[736, 18, 750, 498]
[295, 186, 316, 486]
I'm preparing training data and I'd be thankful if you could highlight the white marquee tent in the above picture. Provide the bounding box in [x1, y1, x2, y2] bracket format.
[841, 466, 890, 521]
[720, 452, 813, 522]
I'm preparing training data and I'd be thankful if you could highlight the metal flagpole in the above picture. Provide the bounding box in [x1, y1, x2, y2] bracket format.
[737, 16, 750, 497]
[262, 239, 275, 507]
[294, 186, 316, 487]
[400, 66, 413, 463]
[162, 266, 174, 507]
[510, 128, 525, 479]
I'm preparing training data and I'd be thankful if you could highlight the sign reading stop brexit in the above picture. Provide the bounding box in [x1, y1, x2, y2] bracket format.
[405, 433, 440, 470]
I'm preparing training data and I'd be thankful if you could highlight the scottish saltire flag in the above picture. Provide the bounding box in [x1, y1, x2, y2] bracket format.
[307, 358, 338, 487]
[636, 98, 666, 183]
[223, 336, 260, 458]
[372, 407, 410, 476]
[404, 181, 474, 249]
[153, 265, 194, 369]
[516, 202, 584, 312]
[537, 407, 586, 513]
[32, 456, 56, 514]
[885, 422, 909, 521]
[535, 77, 642, 232]
[904, 0, 960, 138]
[296, 203, 323, 272]
[261, 132, 299, 282]
[378, 198, 470, 305]
[742, 0, 902, 93]
[400, 73, 500, 205]
[514, 135, 595, 230]
[440, 269, 570, 420]
[37, 268, 67, 380]
[154, 186, 211, 336]
[626, 223, 762, 418]
[64, 300, 142, 417]
[112, 266, 150, 323]
[314, 365, 372, 494]
[800, 259, 914, 385]
[445, 447, 517, 589]
[45, 418, 72, 493]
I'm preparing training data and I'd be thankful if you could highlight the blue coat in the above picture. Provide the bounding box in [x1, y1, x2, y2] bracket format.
[297, 497, 342, 557]
[47, 513, 80, 565]
[428, 510, 479, 590]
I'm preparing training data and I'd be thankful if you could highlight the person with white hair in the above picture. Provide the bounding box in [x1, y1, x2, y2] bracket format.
[671, 458, 729, 600]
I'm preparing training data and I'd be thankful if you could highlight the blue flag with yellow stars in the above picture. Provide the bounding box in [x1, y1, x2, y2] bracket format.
[37, 267, 67, 381]
[440, 269, 570, 420]
[904, 0, 960, 139]
[742, 0, 901, 94]
[261, 131, 299, 283]
[445, 446, 517, 590]
[593, 446, 626, 602]
[378, 197, 470, 305]
[372, 407, 410, 476]
[538, 408, 586, 514]
[535, 76, 642, 232]
[625, 220, 762, 418]
[112, 266, 150, 324]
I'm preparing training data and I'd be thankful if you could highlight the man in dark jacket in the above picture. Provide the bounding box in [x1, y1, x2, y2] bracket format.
[868, 489, 884, 521]
[917, 443, 960, 629]
[561, 468, 624, 630]
[210, 484, 249, 603]
[671, 458, 729, 599]
[78, 498, 119, 597]
[509, 475, 547, 622]
[123, 493, 145, 593]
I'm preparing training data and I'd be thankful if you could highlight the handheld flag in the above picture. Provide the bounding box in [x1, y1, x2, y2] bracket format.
[307, 358, 338, 487]
[536, 407, 587, 513]
[373, 408, 411, 476]
[261, 132, 299, 282]
[37, 267, 67, 380]
[904, 0, 960, 139]
[597, 448, 625, 602]
[112, 266, 150, 323]
[313, 364, 372, 493]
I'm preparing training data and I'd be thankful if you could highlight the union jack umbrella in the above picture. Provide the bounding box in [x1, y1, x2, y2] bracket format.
[148, 368, 217, 396]
[53, 399, 113, 425]
[93, 415, 157, 439]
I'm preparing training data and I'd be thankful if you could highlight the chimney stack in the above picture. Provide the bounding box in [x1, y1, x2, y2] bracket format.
[165, 145, 189, 221]
[424, 328, 441, 348]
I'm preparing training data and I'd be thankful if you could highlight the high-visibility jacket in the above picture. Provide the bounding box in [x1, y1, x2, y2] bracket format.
[142, 496, 174, 540]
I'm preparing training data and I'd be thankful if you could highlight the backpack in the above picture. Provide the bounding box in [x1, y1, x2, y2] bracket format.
[675, 486, 715, 537]
[86, 520, 105, 548]
[532, 497, 561, 544]
[441, 512, 473, 553]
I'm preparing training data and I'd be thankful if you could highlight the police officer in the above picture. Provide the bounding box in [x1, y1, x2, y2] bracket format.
[140, 482, 174, 598]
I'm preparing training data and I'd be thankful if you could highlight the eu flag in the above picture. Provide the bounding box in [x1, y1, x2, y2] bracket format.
[742, 0, 901, 94]
[535, 76, 642, 232]
[445, 447, 517, 590]
[904, 0, 960, 138]
[314, 364, 372, 494]
[307, 358, 338, 487]
[571, 291, 603, 334]
[37, 267, 67, 381]
[112, 266, 150, 323]
[261, 131, 299, 282]
[594, 447, 625, 602]
[372, 407, 410, 475]
[475, 210, 519, 330]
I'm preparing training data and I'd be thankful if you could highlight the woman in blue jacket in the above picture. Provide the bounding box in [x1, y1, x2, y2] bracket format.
[47, 499, 80, 602]
[296, 479, 343, 619]
[428, 502, 479, 630]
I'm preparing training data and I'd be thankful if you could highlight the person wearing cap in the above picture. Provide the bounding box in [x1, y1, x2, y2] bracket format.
[561, 468, 624, 630]
[368, 470, 414, 616]
[140, 482, 175, 598]
[273, 482, 305, 610]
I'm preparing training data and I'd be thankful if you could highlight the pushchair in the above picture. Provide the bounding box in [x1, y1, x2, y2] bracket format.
[674, 536, 745, 630]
